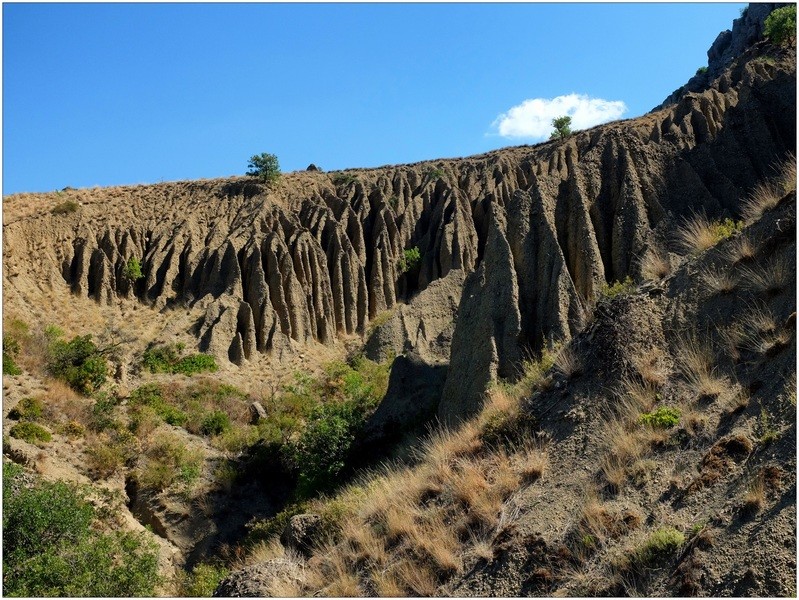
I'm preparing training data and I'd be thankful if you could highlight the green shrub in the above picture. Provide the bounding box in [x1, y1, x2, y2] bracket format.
[3, 465, 159, 596]
[639, 407, 681, 428]
[123, 257, 144, 281]
[246, 152, 281, 184]
[8, 397, 44, 421]
[130, 384, 188, 426]
[600, 276, 635, 299]
[631, 527, 685, 567]
[550, 115, 572, 140]
[181, 563, 230, 597]
[47, 334, 108, 394]
[10, 421, 52, 444]
[137, 431, 202, 492]
[427, 167, 445, 181]
[174, 353, 218, 375]
[333, 173, 358, 186]
[200, 410, 231, 436]
[142, 343, 217, 376]
[89, 392, 122, 432]
[3, 334, 22, 375]
[245, 501, 310, 545]
[712, 218, 744, 241]
[51, 200, 79, 215]
[398, 246, 421, 274]
[764, 5, 796, 46]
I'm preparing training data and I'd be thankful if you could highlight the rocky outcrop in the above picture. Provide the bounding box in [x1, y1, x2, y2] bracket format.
[654, 3, 782, 109]
[213, 559, 302, 597]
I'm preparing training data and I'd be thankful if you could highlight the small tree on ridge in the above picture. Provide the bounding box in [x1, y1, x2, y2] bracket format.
[247, 152, 281, 184]
[550, 116, 572, 140]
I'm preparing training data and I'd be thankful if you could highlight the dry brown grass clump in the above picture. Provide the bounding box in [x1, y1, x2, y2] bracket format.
[676, 214, 741, 255]
[724, 233, 757, 265]
[640, 249, 671, 281]
[676, 336, 729, 399]
[740, 155, 797, 223]
[700, 265, 738, 295]
[742, 474, 766, 515]
[632, 346, 669, 387]
[740, 255, 793, 297]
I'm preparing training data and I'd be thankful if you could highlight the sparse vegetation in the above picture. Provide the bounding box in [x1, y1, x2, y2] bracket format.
[46, 333, 108, 395]
[677, 215, 743, 255]
[142, 343, 218, 375]
[629, 527, 685, 568]
[333, 173, 358, 186]
[8, 396, 44, 421]
[51, 200, 79, 215]
[740, 155, 796, 223]
[640, 249, 671, 281]
[3, 334, 22, 375]
[639, 406, 681, 428]
[600, 276, 635, 299]
[397, 246, 421, 274]
[10, 421, 52, 444]
[696, 66, 708, 75]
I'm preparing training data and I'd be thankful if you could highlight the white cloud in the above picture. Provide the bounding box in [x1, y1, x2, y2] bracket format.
[492, 93, 627, 140]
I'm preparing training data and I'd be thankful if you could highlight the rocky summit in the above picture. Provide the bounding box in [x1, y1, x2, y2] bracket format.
[2, 4, 796, 598]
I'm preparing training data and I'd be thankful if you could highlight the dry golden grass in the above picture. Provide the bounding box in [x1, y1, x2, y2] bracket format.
[740, 155, 796, 224]
[724, 233, 757, 264]
[315, 548, 363, 597]
[631, 346, 668, 387]
[391, 558, 439, 596]
[39, 379, 89, 425]
[408, 513, 462, 575]
[740, 255, 793, 296]
[553, 345, 583, 378]
[243, 537, 286, 567]
[743, 475, 766, 514]
[418, 420, 483, 467]
[677, 336, 729, 398]
[515, 436, 549, 483]
[676, 214, 721, 255]
[618, 377, 660, 416]
[599, 420, 649, 490]
[700, 265, 738, 295]
[341, 518, 388, 568]
[640, 249, 671, 281]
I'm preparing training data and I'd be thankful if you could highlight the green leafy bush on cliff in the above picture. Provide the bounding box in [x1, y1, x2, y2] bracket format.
[46, 334, 108, 395]
[2, 463, 160, 596]
[764, 5, 796, 46]
[398, 246, 421, 274]
[142, 343, 218, 376]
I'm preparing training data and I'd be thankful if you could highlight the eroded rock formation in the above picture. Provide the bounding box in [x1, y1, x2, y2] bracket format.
[3, 37, 794, 421]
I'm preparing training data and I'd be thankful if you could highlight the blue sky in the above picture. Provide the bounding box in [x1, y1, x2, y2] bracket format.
[3, 2, 746, 194]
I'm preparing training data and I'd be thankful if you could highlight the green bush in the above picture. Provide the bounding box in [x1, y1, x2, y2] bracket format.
[696, 66, 708, 75]
[764, 5, 796, 46]
[3, 464, 159, 596]
[181, 563, 230, 597]
[47, 334, 108, 395]
[3, 334, 22, 375]
[398, 246, 421, 274]
[427, 167, 445, 181]
[246, 152, 281, 184]
[333, 173, 358, 186]
[9, 422, 52, 444]
[245, 501, 310, 545]
[8, 397, 44, 421]
[550, 115, 572, 140]
[712, 218, 744, 241]
[142, 343, 217, 376]
[123, 257, 144, 281]
[631, 527, 685, 567]
[137, 431, 202, 492]
[89, 393, 122, 432]
[600, 276, 635, 299]
[51, 200, 79, 215]
[200, 411, 231, 436]
[639, 407, 681, 428]
[130, 384, 188, 427]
